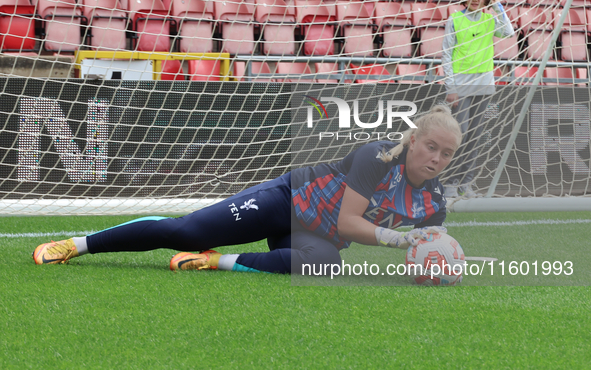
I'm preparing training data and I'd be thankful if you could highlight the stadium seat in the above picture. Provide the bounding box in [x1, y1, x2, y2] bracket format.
[560, 0, 588, 6]
[411, 3, 446, 58]
[295, 0, 336, 56]
[395, 64, 427, 84]
[274, 62, 314, 82]
[441, 3, 466, 19]
[528, 0, 560, 6]
[34, 0, 85, 52]
[544, 67, 574, 85]
[351, 63, 394, 84]
[513, 65, 538, 85]
[493, 66, 508, 85]
[411, 3, 446, 29]
[159, 59, 185, 80]
[255, 0, 296, 55]
[575, 67, 588, 86]
[314, 62, 353, 83]
[188, 59, 221, 81]
[171, 0, 214, 53]
[493, 35, 519, 60]
[336, 1, 375, 56]
[434, 64, 445, 84]
[81, 0, 128, 50]
[233, 61, 272, 82]
[518, 5, 554, 33]
[544, 67, 588, 86]
[375, 2, 413, 58]
[128, 0, 173, 52]
[363, 1, 375, 20]
[214, 1, 255, 54]
[0, 0, 36, 51]
[554, 9, 588, 62]
[519, 6, 555, 60]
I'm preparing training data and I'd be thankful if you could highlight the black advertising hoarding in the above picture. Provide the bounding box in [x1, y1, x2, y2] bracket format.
[0, 79, 589, 199]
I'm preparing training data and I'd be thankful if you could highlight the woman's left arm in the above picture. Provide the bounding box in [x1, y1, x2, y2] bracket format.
[491, 0, 515, 38]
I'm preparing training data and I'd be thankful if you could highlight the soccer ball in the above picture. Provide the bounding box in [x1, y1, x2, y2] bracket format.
[405, 233, 465, 286]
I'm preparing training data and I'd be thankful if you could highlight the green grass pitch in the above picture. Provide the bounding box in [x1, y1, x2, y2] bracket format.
[1, 211, 590, 368]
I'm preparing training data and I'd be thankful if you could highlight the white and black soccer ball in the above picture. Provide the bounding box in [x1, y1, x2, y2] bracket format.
[405, 233, 465, 286]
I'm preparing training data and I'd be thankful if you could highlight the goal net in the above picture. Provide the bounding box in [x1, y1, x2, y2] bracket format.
[0, 0, 589, 215]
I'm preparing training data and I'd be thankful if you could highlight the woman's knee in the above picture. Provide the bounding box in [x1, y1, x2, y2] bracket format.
[290, 232, 342, 274]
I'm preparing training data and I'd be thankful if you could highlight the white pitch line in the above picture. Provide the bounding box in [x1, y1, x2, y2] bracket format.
[443, 219, 591, 227]
[2, 218, 591, 238]
[0, 230, 97, 238]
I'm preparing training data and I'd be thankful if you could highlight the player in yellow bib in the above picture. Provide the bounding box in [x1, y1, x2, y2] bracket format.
[442, 0, 514, 198]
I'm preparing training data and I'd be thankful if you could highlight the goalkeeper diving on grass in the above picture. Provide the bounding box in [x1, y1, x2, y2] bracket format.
[33, 105, 462, 275]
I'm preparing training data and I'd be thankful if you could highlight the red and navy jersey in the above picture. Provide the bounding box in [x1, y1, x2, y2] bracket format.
[291, 141, 447, 249]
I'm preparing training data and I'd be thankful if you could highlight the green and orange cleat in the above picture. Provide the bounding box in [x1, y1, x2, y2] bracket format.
[169, 250, 222, 271]
[33, 239, 79, 265]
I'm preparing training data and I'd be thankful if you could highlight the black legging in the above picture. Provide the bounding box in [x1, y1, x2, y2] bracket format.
[86, 173, 341, 274]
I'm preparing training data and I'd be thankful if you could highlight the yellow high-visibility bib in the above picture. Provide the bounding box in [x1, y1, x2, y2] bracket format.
[451, 11, 495, 74]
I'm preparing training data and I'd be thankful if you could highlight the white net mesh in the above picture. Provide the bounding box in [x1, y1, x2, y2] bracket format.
[0, 0, 589, 215]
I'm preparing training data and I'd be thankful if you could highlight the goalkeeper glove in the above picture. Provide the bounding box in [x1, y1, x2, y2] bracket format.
[374, 226, 447, 249]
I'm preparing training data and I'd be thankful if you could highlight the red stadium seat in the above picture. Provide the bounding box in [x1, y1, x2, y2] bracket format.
[411, 3, 446, 58]
[543, 66, 588, 86]
[295, 0, 336, 56]
[514, 65, 538, 85]
[433, 64, 445, 84]
[544, 67, 574, 85]
[314, 62, 353, 83]
[528, 0, 560, 6]
[171, 0, 214, 53]
[159, 59, 185, 80]
[188, 59, 221, 81]
[255, 0, 296, 55]
[395, 64, 427, 84]
[554, 8, 588, 62]
[575, 67, 588, 86]
[351, 63, 394, 84]
[34, 0, 85, 52]
[411, 3, 446, 28]
[441, 3, 466, 19]
[214, 1, 255, 54]
[494, 35, 519, 60]
[559, 0, 589, 7]
[363, 1, 375, 20]
[81, 0, 128, 50]
[233, 61, 272, 82]
[128, 0, 172, 52]
[375, 2, 412, 58]
[493, 66, 508, 85]
[336, 1, 375, 56]
[499, 0, 524, 5]
[518, 5, 554, 32]
[274, 62, 314, 82]
[519, 6, 555, 60]
[0, 0, 36, 51]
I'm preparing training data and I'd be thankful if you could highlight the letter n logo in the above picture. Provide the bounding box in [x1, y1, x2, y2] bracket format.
[18, 97, 109, 182]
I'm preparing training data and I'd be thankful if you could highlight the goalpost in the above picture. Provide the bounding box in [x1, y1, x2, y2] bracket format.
[0, 0, 589, 215]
